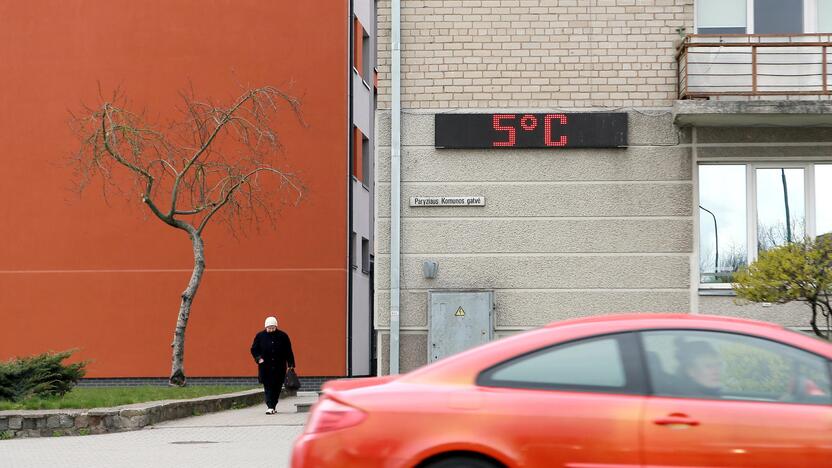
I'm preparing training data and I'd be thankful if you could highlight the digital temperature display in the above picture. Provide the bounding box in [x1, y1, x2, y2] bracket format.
[434, 113, 628, 149]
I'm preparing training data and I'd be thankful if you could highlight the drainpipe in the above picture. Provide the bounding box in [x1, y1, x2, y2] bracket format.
[347, 0, 354, 377]
[389, 0, 401, 375]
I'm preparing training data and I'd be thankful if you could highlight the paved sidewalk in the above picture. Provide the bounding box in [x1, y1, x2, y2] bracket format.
[1, 393, 318, 468]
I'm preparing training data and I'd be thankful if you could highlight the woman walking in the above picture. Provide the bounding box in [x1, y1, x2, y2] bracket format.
[250, 316, 296, 414]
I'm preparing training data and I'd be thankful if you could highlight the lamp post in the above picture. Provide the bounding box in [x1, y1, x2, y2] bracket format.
[700, 205, 719, 272]
[781, 168, 792, 243]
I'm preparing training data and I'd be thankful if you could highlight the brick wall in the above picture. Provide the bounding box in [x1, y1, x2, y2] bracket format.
[377, 0, 694, 109]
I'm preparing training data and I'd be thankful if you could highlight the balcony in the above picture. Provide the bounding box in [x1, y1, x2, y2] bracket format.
[674, 34, 832, 127]
[677, 33, 832, 99]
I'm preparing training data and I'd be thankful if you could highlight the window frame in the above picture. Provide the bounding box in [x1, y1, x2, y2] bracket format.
[636, 328, 832, 406]
[697, 161, 824, 289]
[476, 332, 648, 396]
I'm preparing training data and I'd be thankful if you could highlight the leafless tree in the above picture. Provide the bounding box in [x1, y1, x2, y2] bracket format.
[71, 85, 304, 386]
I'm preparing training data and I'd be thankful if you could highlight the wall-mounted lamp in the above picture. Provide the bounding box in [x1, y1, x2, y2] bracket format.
[422, 260, 438, 279]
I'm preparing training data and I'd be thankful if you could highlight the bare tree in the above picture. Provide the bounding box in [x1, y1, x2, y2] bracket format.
[71, 85, 304, 385]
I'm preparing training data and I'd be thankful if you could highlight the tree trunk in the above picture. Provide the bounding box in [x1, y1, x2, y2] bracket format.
[169, 228, 205, 386]
[810, 301, 825, 339]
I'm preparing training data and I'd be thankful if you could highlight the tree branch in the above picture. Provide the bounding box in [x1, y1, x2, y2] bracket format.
[169, 89, 262, 217]
[196, 167, 300, 235]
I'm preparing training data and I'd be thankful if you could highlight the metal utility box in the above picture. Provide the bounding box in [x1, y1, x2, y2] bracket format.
[428, 291, 494, 363]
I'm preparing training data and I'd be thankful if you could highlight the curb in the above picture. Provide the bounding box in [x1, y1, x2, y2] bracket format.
[0, 387, 296, 439]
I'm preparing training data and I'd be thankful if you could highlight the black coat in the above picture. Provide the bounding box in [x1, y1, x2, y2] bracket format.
[250, 329, 296, 380]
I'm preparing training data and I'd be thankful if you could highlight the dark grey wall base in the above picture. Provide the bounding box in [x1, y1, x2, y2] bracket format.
[0, 388, 295, 439]
[78, 376, 349, 392]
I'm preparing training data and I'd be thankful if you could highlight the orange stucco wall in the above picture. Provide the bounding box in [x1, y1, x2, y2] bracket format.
[0, 2, 348, 377]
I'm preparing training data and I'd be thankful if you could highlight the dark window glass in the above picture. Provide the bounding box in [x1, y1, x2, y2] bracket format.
[480, 336, 631, 390]
[350, 232, 357, 269]
[755, 0, 803, 34]
[362, 134, 370, 186]
[362, 29, 371, 82]
[698, 27, 747, 34]
[361, 237, 370, 273]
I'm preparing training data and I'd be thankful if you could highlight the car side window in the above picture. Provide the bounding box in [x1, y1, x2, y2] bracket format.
[478, 333, 644, 394]
[642, 330, 832, 405]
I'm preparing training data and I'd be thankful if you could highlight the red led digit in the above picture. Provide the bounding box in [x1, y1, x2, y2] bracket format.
[520, 114, 538, 131]
[492, 114, 516, 147]
[544, 113, 568, 147]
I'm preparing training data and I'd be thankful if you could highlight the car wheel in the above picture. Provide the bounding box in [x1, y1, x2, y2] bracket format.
[422, 455, 501, 468]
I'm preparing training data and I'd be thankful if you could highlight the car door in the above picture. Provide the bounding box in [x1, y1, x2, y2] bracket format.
[640, 329, 832, 468]
[476, 332, 647, 468]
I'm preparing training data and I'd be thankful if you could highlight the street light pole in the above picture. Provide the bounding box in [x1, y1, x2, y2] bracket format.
[781, 168, 792, 243]
[699, 205, 719, 272]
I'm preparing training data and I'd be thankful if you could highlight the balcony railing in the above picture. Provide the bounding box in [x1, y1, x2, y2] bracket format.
[677, 34, 832, 99]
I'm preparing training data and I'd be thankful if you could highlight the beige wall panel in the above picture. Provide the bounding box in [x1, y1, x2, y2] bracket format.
[377, 182, 692, 218]
[376, 255, 690, 290]
[377, 145, 692, 183]
[376, 218, 692, 254]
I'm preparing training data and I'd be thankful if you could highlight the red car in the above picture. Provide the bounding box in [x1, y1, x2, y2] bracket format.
[291, 314, 832, 467]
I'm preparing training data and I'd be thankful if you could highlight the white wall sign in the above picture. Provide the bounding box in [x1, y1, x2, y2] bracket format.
[410, 196, 485, 207]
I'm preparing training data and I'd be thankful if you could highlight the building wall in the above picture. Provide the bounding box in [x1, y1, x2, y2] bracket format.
[374, 1, 832, 373]
[376, 110, 696, 372]
[351, 0, 378, 375]
[375, 0, 698, 372]
[376, 0, 693, 109]
[0, 1, 349, 377]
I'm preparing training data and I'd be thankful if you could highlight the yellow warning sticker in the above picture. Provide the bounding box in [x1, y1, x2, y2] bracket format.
[455, 307, 465, 317]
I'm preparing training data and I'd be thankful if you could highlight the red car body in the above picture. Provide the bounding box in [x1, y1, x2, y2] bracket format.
[291, 314, 832, 467]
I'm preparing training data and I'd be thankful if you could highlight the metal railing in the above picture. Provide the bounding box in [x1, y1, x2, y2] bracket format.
[677, 34, 832, 99]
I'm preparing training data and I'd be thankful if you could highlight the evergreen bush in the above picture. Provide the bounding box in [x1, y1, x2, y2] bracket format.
[0, 350, 87, 402]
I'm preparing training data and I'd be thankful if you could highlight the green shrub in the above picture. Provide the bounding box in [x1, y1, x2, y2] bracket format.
[0, 350, 87, 402]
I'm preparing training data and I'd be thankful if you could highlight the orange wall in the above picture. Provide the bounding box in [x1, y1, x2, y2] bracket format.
[0, 2, 348, 377]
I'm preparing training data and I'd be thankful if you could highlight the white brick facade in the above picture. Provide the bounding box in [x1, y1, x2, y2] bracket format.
[377, 0, 695, 109]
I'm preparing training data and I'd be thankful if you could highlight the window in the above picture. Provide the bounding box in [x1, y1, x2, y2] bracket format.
[354, 17, 371, 81]
[756, 168, 805, 252]
[697, 0, 832, 33]
[755, 0, 803, 34]
[362, 133, 370, 186]
[820, 0, 832, 32]
[362, 28, 371, 84]
[699, 165, 747, 284]
[817, 164, 832, 236]
[698, 0, 747, 34]
[642, 330, 832, 405]
[361, 237, 370, 273]
[350, 232, 357, 269]
[353, 17, 363, 76]
[698, 163, 832, 285]
[352, 126, 368, 185]
[478, 334, 644, 394]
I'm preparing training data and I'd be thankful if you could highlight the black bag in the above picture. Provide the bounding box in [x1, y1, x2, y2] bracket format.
[284, 368, 301, 391]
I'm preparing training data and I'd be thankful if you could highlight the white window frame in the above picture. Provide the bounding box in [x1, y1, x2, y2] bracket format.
[698, 162, 822, 290]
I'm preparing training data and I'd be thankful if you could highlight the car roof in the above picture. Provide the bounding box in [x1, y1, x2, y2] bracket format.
[544, 313, 784, 330]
